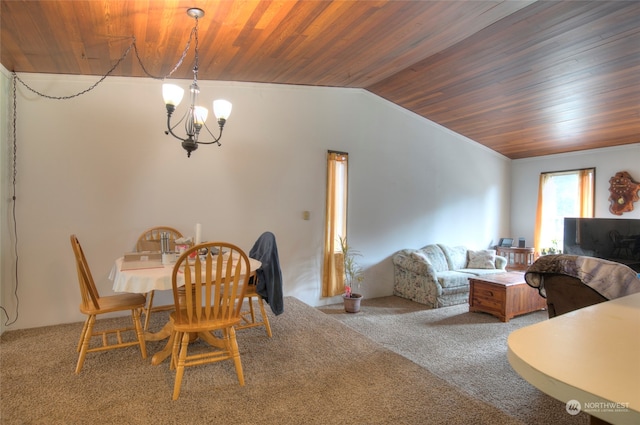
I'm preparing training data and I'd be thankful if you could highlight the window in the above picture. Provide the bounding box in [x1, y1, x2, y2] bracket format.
[534, 168, 595, 254]
[322, 151, 348, 297]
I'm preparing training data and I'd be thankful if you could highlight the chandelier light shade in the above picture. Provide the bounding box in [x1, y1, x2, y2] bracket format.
[163, 8, 232, 158]
[162, 84, 185, 106]
[213, 99, 232, 121]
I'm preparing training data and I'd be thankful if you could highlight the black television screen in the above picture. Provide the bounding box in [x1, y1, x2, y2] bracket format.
[563, 217, 640, 271]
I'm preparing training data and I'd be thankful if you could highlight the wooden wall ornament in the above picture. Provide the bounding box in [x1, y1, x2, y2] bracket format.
[608, 171, 640, 215]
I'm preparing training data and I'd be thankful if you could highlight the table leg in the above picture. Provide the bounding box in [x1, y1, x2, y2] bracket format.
[150, 318, 204, 365]
[197, 331, 225, 349]
[151, 341, 173, 365]
[151, 316, 175, 365]
[144, 320, 172, 341]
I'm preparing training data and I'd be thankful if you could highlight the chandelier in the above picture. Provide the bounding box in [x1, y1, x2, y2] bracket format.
[162, 8, 232, 158]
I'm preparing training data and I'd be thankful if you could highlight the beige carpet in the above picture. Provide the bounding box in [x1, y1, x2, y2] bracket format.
[1, 297, 525, 424]
[319, 296, 590, 425]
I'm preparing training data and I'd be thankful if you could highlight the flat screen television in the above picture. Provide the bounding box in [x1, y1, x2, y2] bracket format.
[563, 217, 640, 271]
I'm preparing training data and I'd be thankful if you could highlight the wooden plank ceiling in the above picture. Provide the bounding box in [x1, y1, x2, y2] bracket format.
[1, 0, 638, 159]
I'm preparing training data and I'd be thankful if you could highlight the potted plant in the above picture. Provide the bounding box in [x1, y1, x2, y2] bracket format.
[339, 236, 364, 313]
[541, 239, 562, 255]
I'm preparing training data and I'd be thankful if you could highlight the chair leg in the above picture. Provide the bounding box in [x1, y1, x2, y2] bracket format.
[248, 297, 256, 322]
[172, 332, 189, 400]
[75, 315, 96, 374]
[169, 331, 180, 371]
[228, 327, 245, 386]
[76, 316, 91, 353]
[143, 290, 155, 331]
[237, 295, 273, 337]
[132, 308, 147, 359]
[256, 297, 273, 338]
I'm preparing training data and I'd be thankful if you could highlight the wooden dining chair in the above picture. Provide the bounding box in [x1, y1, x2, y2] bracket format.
[136, 226, 183, 330]
[236, 231, 282, 337]
[168, 242, 250, 400]
[70, 235, 147, 374]
[236, 274, 273, 337]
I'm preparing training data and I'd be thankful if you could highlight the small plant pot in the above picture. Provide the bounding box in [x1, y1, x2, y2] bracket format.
[343, 293, 363, 313]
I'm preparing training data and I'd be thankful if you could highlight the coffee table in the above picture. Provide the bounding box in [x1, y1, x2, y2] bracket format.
[468, 271, 547, 322]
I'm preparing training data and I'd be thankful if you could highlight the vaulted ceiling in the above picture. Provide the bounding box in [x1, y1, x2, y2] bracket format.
[1, 0, 638, 159]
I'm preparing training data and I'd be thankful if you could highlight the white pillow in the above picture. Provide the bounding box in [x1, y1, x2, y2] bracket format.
[467, 249, 496, 269]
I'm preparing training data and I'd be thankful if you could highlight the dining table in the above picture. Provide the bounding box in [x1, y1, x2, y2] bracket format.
[109, 253, 262, 365]
[507, 292, 640, 424]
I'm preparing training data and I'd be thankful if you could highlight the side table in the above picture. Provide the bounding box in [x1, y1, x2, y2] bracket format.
[495, 246, 537, 271]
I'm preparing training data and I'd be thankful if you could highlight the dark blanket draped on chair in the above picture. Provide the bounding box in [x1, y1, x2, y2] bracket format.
[249, 231, 284, 315]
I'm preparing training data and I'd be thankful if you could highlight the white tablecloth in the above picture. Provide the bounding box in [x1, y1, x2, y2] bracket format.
[109, 256, 261, 294]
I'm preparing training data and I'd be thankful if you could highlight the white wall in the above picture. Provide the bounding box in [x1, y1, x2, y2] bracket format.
[511, 144, 640, 245]
[0, 70, 510, 330]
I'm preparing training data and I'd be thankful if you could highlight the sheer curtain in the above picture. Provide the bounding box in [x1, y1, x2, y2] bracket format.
[534, 168, 594, 254]
[578, 168, 594, 216]
[533, 173, 551, 254]
[322, 151, 348, 297]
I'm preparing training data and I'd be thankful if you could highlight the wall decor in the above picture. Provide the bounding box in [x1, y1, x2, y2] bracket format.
[608, 171, 640, 215]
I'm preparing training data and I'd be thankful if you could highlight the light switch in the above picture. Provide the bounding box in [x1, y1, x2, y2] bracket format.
[303, 211, 310, 220]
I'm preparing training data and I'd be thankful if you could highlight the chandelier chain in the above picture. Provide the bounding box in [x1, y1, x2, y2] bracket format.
[193, 17, 200, 80]
[133, 25, 196, 81]
[0, 74, 21, 326]
[11, 75, 17, 194]
[13, 24, 197, 99]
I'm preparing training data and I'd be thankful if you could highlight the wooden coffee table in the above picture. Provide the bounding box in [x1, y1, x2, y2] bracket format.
[468, 272, 546, 322]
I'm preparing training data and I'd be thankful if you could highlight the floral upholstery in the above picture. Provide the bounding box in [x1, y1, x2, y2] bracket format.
[439, 245, 468, 270]
[392, 244, 507, 308]
[437, 270, 475, 288]
[420, 245, 449, 272]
